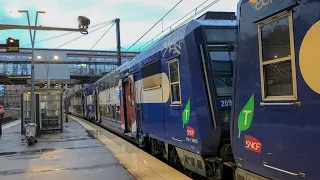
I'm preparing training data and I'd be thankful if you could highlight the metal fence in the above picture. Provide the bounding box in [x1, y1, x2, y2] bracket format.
[0, 63, 120, 76]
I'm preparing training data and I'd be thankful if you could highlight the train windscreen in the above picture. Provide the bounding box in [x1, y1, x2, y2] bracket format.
[210, 51, 234, 97]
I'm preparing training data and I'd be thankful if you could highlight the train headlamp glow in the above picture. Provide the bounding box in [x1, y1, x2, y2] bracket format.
[223, 113, 230, 123]
[219, 110, 230, 124]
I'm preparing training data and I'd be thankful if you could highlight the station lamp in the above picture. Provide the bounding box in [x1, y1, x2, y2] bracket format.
[6, 37, 19, 52]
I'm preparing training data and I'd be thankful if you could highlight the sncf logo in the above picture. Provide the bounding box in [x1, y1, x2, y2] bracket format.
[186, 126, 195, 137]
[244, 135, 262, 153]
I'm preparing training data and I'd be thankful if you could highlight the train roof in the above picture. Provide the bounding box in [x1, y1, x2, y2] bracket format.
[238, 0, 248, 4]
[119, 19, 236, 72]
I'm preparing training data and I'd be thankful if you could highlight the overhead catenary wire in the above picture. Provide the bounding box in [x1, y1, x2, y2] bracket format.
[139, 0, 221, 52]
[55, 23, 113, 49]
[124, 0, 183, 52]
[138, 0, 213, 51]
[21, 20, 116, 47]
[89, 22, 115, 51]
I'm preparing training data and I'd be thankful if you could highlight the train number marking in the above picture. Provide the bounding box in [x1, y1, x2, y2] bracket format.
[220, 99, 232, 107]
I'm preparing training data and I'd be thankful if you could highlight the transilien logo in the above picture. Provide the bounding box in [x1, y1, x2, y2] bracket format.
[182, 98, 190, 129]
[238, 94, 254, 138]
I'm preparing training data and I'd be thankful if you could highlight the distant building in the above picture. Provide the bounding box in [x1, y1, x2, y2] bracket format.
[0, 85, 24, 108]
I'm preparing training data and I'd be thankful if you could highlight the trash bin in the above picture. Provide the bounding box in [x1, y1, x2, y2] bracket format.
[25, 123, 37, 145]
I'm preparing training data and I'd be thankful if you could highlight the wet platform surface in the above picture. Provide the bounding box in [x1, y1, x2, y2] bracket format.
[70, 115, 191, 180]
[0, 120, 134, 180]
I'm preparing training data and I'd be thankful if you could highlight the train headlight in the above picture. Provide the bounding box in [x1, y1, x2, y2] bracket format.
[222, 113, 230, 123]
[219, 110, 231, 129]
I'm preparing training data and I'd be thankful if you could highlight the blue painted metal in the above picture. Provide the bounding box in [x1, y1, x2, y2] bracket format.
[233, 0, 320, 179]
[68, 18, 236, 158]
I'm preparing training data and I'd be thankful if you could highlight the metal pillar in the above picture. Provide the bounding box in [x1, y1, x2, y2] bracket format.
[115, 18, 121, 67]
[30, 13, 40, 124]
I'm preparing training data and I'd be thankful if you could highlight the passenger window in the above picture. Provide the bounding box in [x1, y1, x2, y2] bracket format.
[115, 71, 120, 86]
[141, 60, 161, 90]
[258, 11, 297, 100]
[168, 59, 181, 104]
[110, 73, 115, 88]
[106, 76, 110, 89]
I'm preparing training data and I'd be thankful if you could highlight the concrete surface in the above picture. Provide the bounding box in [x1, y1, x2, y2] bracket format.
[0, 119, 134, 180]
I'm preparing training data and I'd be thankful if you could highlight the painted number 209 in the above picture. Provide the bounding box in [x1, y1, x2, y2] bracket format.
[221, 99, 232, 107]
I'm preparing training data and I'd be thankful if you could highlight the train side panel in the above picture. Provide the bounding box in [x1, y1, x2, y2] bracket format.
[233, 0, 320, 179]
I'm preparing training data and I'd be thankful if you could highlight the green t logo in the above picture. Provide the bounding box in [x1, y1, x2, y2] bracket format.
[182, 98, 191, 129]
[238, 94, 254, 138]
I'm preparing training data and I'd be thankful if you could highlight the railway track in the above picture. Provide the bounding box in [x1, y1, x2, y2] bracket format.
[2, 109, 20, 125]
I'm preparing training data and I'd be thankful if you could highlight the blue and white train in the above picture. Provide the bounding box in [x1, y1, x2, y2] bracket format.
[68, 11, 236, 179]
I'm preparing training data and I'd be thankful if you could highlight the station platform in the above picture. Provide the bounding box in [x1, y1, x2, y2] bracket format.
[0, 116, 191, 180]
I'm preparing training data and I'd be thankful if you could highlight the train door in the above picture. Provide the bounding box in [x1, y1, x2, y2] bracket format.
[94, 89, 99, 122]
[120, 75, 137, 133]
[82, 94, 86, 117]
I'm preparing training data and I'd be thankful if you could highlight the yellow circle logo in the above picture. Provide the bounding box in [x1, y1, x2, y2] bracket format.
[300, 20, 320, 94]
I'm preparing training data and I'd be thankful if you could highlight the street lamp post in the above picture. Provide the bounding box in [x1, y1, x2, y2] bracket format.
[18, 10, 45, 124]
[37, 55, 59, 88]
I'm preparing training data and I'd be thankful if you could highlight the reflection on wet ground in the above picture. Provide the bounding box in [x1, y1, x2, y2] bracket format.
[71, 115, 191, 180]
[0, 119, 134, 180]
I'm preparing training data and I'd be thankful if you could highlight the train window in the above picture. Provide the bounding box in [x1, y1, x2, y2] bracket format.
[110, 73, 115, 88]
[205, 28, 236, 43]
[168, 59, 181, 104]
[114, 71, 120, 86]
[210, 51, 234, 96]
[258, 11, 297, 100]
[141, 60, 161, 90]
[106, 76, 110, 89]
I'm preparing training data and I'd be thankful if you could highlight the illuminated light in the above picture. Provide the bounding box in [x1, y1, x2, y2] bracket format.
[9, 39, 14, 43]
[274, 55, 278, 58]
[80, 64, 86, 67]
[37, 56, 42, 59]
[53, 55, 59, 60]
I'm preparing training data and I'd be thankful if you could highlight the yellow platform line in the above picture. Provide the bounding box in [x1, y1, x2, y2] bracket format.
[70, 115, 191, 180]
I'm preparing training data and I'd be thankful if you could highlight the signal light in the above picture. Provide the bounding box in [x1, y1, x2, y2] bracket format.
[6, 37, 19, 52]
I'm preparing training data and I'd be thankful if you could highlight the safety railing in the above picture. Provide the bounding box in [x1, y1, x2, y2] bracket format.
[0, 63, 114, 76]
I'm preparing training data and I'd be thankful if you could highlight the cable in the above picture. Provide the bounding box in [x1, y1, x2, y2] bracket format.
[138, 0, 212, 51]
[21, 20, 116, 47]
[125, 0, 183, 52]
[55, 23, 112, 49]
[140, 0, 221, 52]
[89, 22, 115, 50]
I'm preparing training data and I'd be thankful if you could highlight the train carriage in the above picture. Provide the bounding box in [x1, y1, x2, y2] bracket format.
[117, 13, 236, 178]
[233, 0, 320, 179]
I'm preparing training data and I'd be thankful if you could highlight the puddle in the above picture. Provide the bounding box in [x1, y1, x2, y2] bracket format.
[0, 148, 56, 156]
[0, 162, 121, 175]
[0, 145, 102, 157]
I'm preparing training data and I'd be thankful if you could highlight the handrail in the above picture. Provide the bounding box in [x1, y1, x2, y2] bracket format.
[260, 102, 301, 106]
